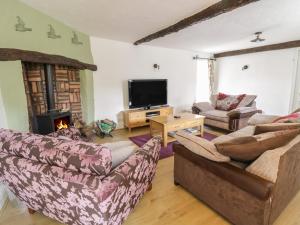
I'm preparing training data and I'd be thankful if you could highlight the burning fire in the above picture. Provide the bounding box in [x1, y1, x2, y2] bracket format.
[57, 120, 68, 130]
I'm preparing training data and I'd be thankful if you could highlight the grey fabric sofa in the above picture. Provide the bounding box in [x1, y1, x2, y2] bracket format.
[192, 95, 262, 131]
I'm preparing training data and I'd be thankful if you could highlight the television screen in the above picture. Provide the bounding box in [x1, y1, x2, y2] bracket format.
[128, 79, 167, 109]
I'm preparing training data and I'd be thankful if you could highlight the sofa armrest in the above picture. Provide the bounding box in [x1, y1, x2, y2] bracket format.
[192, 102, 214, 114]
[174, 144, 274, 200]
[227, 107, 262, 119]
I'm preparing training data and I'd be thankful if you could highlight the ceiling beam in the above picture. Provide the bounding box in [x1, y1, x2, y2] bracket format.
[0, 48, 97, 71]
[134, 0, 259, 45]
[214, 40, 300, 58]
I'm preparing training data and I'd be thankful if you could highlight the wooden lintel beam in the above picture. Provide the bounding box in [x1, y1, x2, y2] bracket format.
[0, 48, 97, 71]
[134, 0, 259, 45]
[214, 40, 300, 58]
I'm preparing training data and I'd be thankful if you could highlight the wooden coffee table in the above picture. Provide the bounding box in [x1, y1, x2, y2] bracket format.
[149, 113, 205, 147]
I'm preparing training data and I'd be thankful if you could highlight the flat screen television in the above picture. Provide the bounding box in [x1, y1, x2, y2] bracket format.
[128, 79, 167, 109]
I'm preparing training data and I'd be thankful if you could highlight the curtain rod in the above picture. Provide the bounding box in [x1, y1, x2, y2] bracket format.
[193, 55, 216, 61]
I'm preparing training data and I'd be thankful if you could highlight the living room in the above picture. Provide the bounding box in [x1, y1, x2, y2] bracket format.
[1, 0, 300, 225]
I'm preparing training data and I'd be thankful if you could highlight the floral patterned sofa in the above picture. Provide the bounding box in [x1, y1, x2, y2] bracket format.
[0, 128, 161, 225]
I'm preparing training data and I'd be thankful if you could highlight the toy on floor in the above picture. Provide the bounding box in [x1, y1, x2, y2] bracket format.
[96, 119, 117, 138]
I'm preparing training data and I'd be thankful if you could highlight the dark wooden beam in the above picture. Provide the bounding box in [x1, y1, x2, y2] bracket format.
[214, 40, 300, 58]
[0, 48, 97, 71]
[134, 0, 259, 45]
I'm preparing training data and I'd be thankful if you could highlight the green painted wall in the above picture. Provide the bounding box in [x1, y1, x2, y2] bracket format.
[0, 0, 95, 131]
[0, 61, 28, 131]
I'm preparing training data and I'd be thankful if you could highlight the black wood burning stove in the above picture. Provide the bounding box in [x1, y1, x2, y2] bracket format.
[36, 111, 72, 135]
[35, 64, 72, 135]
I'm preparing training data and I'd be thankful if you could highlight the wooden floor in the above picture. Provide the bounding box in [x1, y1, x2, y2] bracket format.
[1, 127, 300, 225]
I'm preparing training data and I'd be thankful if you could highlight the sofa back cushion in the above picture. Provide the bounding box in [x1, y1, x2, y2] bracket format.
[254, 123, 300, 135]
[237, 95, 257, 108]
[215, 93, 246, 111]
[0, 129, 112, 178]
[246, 134, 300, 182]
[215, 129, 300, 162]
[175, 130, 230, 162]
[248, 113, 280, 126]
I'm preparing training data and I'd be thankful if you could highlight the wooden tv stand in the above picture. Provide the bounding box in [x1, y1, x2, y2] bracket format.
[123, 106, 173, 132]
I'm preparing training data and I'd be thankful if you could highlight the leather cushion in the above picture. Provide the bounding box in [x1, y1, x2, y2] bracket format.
[215, 129, 300, 162]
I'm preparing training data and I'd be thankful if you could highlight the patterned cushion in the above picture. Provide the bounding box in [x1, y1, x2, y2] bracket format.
[273, 112, 300, 123]
[215, 93, 246, 111]
[0, 129, 112, 177]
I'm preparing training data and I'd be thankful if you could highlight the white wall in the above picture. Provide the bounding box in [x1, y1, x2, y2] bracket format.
[216, 49, 298, 115]
[91, 37, 209, 127]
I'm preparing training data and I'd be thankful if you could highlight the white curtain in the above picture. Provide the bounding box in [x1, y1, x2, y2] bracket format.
[208, 59, 216, 101]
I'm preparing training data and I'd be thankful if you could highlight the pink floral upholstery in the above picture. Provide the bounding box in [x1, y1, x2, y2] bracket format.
[0, 129, 112, 177]
[0, 128, 161, 225]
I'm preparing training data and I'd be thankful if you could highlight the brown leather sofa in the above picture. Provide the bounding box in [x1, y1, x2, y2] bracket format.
[192, 95, 262, 131]
[173, 133, 300, 225]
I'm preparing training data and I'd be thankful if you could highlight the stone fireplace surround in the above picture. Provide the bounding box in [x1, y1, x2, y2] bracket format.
[22, 62, 82, 133]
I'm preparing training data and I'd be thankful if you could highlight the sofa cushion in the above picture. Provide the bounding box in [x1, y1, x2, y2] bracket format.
[215, 93, 246, 111]
[212, 135, 235, 144]
[227, 126, 255, 138]
[254, 123, 300, 135]
[215, 129, 300, 162]
[193, 102, 214, 112]
[200, 110, 229, 123]
[237, 95, 257, 108]
[175, 130, 230, 162]
[103, 141, 138, 168]
[248, 113, 280, 126]
[0, 129, 112, 178]
[246, 134, 300, 182]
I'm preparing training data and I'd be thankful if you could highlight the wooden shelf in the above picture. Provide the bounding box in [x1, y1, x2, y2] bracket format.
[123, 106, 173, 132]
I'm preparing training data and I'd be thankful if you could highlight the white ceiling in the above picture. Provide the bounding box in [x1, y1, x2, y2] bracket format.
[21, 0, 300, 53]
